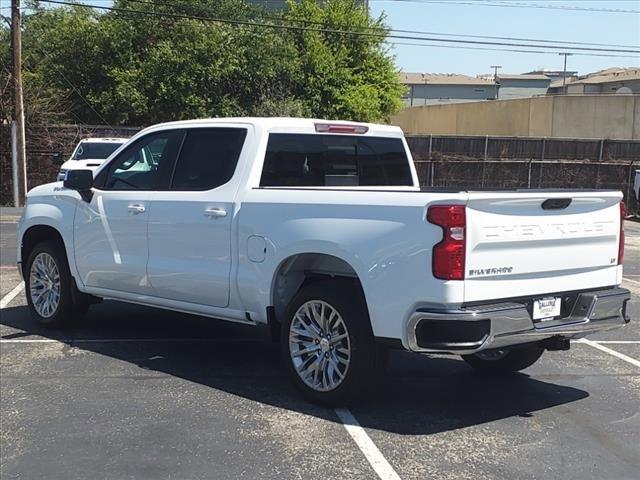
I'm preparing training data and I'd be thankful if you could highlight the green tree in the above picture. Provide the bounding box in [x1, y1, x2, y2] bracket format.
[284, 0, 404, 122]
[6, 0, 404, 125]
[0, 25, 12, 123]
[1, 13, 70, 124]
[93, 0, 305, 124]
[20, 3, 107, 123]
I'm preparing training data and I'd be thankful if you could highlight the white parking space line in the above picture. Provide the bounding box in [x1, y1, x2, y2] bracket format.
[623, 277, 640, 286]
[0, 339, 59, 343]
[591, 341, 640, 344]
[0, 282, 24, 309]
[334, 408, 402, 480]
[577, 339, 640, 368]
[0, 337, 266, 344]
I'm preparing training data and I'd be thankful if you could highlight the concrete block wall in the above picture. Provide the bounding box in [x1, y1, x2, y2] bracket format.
[391, 95, 640, 140]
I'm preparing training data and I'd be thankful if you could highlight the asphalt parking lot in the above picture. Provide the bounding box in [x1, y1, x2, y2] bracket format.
[1, 219, 639, 480]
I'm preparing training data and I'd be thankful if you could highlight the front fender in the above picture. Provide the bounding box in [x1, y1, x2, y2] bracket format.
[18, 186, 80, 281]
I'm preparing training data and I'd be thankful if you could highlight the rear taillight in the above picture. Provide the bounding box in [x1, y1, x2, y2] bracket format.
[427, 205, 466, 280]
[618, 201, 626, 265]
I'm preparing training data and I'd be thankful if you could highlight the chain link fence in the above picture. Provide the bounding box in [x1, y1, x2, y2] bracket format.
[407, 135, 639, 214]
[2, 127, 639, 213]
[1, 124, 140, 205]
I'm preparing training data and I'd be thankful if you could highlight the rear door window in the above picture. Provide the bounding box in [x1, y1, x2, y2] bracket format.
[171, 128, 247, 191]
[260, 134, 413, 187]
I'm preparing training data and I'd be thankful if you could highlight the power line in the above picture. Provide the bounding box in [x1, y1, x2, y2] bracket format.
[359, 27, 638, 50]
[262, 0, 638, 2]
[122, 0, 640, 50]
[373, 0, 640, 14]
[388, 41, 640, 58]
[2, 45, 96, 127]
[29, 44, 118, 133]
[39, 0, 640, 55]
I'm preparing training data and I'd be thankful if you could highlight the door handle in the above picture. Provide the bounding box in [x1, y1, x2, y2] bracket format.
[127, 203, 146, 214]
[204, 207, 227, 218]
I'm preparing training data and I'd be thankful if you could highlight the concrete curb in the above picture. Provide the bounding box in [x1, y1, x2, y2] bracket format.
[0, 207, 23, 222]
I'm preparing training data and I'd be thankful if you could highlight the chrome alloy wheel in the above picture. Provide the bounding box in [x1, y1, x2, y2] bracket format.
[289, 300, 351, 392]
[475, 349, 509, 361]
[29, 252, 61, 318]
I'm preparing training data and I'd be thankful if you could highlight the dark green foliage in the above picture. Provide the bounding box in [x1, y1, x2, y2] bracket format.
[0, 0, 404, 125]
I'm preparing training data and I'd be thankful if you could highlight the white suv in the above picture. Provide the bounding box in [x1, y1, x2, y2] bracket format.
[56, 137, 128, 181]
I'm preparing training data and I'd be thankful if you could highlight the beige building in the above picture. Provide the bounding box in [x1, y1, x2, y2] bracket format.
[548, 68, 640, 95]
[391, 94, 640, 140]
[400, 71, 553, 106]
[400, 73, 494, 107]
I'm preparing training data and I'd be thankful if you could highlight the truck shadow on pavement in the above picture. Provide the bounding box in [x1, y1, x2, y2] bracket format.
[1, 300, 589, 435]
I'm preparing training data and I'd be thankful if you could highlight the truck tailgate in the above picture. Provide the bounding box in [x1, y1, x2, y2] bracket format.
[464, 191, 623, 302]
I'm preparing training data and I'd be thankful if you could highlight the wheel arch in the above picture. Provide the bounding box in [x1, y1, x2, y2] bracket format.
[269, 252, 367, 325]
[20, 224, 67, 277]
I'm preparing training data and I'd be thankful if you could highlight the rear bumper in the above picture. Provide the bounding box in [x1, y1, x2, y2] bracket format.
[406, 287, 631, 354]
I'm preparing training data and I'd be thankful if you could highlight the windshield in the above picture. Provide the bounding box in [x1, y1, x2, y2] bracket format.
[72, 142, 124, 160]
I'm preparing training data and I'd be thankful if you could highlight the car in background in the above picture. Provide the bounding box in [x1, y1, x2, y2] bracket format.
[56, 137, 128, 181]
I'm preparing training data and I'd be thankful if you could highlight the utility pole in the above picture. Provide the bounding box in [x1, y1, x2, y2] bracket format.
[11, 0, 27, 206]
[559, 53, 573, 95]
[490, 65, 502, 100]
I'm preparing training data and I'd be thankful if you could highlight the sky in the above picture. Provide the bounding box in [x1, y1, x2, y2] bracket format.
[17, 0, 640, 78]
[368, 0, 639, 77]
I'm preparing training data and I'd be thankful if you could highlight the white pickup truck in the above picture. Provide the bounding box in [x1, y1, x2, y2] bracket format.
[18, 118, 631, 405]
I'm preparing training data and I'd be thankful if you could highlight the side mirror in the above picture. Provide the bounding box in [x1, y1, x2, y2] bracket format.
[63, 169, 93, 191]
[51, 152, 64, 166]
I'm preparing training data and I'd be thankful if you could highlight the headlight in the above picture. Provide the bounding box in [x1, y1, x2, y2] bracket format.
[57, 169, 67, 181]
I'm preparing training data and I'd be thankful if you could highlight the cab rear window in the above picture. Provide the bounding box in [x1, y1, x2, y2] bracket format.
[260, 134, 413, 187]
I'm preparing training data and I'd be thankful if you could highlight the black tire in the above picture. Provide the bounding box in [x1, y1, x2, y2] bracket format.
[280, 279, 386, 406]
[462, 344, 544, 373]
[25, 240, 89, 328]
